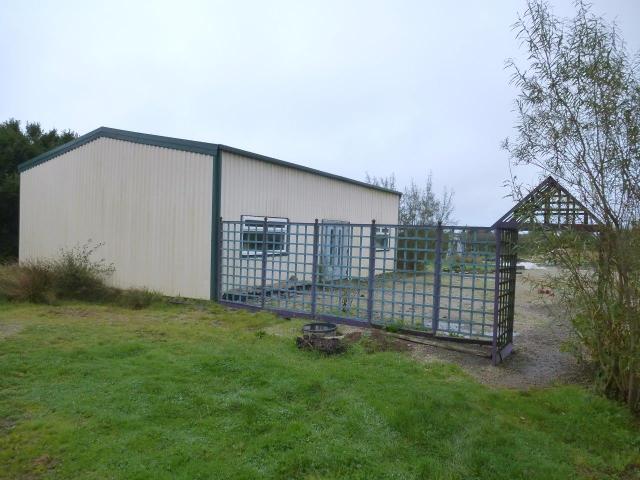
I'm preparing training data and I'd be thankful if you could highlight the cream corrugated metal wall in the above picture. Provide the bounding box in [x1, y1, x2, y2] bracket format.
[219, 151, 399, 223]
[219, 151, 400, 290]
[20, 138, 213, 299]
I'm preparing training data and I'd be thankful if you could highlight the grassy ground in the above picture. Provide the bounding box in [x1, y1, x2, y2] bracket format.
[0, 302, 638, 479]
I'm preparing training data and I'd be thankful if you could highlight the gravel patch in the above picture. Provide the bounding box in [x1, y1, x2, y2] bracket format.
[404, 269, 588, 389]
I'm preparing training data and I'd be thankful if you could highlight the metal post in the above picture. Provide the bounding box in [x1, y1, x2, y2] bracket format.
[432, 221, 443, 334]
[366, 220, 377, 326]
[491, 227, 503, 365]
[217, 216, 223, 302]
[261, 217, 268, 309]
[310, 219, 319, 318]
[505, 228, 518, 349]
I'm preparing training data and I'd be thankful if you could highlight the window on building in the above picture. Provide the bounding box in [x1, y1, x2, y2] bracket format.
[375, 226, 391, 250]
[241, 216, 288, 256]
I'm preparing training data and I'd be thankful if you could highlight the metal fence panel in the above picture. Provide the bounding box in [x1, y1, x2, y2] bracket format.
[492, 227, 519, 364]
[219, 219, 518, 363]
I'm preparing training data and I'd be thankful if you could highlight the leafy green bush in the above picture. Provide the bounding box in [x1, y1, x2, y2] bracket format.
[383, 324, 401, 333]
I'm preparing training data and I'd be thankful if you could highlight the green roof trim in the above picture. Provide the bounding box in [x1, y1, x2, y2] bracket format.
[18, 126, 401, 196]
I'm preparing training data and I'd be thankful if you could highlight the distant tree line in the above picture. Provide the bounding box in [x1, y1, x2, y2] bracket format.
[365, 171, 455, 225]
[0, 119, 76, 260]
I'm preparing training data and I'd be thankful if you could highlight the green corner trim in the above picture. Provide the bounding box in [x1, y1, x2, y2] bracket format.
[210, 149, 222, 301]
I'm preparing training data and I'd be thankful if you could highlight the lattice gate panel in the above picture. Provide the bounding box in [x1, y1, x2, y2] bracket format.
[492, 227, 519, 365]
[218, 219, 519, 364]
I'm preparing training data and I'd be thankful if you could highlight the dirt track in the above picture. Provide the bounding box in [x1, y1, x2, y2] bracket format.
[398, 268, 589, 388]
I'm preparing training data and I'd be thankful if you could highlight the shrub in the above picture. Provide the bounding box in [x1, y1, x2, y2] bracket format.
[50, 242, 114, 300]
[0, 243, 167, 309]
[0, 241, 114, 303]
[0, 261, 55, 303]
[526, 226, 640, 413]
[384, 324, 401, 333]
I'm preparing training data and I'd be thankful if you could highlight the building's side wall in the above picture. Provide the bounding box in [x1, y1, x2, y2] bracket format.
[219, 151, 400, 292]
[20, 138, 213, 299]
[219, 151, 399, 223]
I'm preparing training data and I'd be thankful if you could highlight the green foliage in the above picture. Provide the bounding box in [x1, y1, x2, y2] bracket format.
[505, 1, 640, 412]
[396, 227, 438, 271]
[534, 227, 640, 413]
[383, 323, 401, 333]
[442, 255, 493, 274]
[115, 288, 163, 310]
[396, 229, 495, 273]
[0, 261, 55, 303]
[0, 119, 77, 261]
[0, 243, 166, 310]
[50, 242, 115, 300]
[0, 304, 638, 478]
[400, 172, 455, 225]
[366, 172, 455, 225]
[517, 231, 545, 261]
[0, 242, 113, 303]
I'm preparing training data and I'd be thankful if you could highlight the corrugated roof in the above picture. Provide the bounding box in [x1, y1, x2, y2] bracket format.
[18, 126, 401, 196]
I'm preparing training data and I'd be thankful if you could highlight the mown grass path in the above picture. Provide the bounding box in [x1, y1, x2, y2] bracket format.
[0, 302, 638, 479]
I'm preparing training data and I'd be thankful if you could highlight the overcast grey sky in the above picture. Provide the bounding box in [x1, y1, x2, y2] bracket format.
[2, 0, 638, 224]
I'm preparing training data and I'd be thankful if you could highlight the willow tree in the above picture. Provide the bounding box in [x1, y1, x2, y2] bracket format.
[503, 1, 639, 411]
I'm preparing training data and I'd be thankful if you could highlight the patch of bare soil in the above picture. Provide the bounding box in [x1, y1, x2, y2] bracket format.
[0, 322, 24, 340]
[619, 463, 640, 480]
[359, 329, 411, 354]
[0, 417, 17, 433]
[26, 454, 59, 479]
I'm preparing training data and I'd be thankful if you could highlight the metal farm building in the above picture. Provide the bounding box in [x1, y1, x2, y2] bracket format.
[19, 126, 519, 363]
[18, 127, 400, 300]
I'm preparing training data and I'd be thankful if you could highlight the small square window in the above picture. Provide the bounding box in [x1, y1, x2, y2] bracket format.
[241, 216, 288, 256]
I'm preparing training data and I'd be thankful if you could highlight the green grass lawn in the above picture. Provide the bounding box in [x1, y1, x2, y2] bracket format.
[0, 302, 638, 479]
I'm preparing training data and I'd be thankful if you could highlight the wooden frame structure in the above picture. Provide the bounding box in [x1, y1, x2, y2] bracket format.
[494, 176, 602, 231]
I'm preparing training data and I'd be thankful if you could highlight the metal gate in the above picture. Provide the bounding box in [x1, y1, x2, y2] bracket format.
[218, 218, 518, 364]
